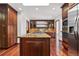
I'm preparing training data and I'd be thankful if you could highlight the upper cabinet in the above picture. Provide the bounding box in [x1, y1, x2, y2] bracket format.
[28, 20, 55, 33]
[30, 20, 55, 29]
[61, 3, 78, 20]
[61, 3, 69, 20]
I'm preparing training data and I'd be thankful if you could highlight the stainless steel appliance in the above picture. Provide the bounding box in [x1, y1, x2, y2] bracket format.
[68, 4, 79, 56]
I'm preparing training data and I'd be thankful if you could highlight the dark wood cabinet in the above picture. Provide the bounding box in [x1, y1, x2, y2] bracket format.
[0, 4, 17, 48]
[30, 20, 54, 29]
[20, 37, 50, 56]
[61, 3, 69, 55]
[61, 3, 68, 20]
[62, 38, 69, 55]
[20, 39, 50, 56]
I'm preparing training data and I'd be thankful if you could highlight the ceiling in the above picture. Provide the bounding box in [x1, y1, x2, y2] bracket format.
[9, 3, 63, 20]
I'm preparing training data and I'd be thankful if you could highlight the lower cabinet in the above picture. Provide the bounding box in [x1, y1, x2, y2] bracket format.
[62, 38, 69, 55]
[20, 38, 50, 56]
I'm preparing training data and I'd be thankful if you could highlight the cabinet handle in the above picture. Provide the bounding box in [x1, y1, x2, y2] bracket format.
[74, 17, 78, 40]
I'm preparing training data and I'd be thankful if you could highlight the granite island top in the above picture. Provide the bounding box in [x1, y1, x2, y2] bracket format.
[18, 32, 51, 38]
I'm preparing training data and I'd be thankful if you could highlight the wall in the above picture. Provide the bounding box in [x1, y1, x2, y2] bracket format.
[17, 12, 27, 43]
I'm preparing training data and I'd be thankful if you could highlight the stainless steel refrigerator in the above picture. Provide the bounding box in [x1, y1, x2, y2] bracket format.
[68, 4, 79, 56]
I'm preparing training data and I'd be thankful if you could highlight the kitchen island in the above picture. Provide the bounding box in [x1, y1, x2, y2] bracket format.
[19, 32, 51, 56]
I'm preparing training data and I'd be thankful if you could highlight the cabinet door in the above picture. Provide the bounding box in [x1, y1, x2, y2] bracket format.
[0, 32, 7, 48]
[8, 8, 13, 25]
[62, 8, 68, 19]
[8, 25, 16, 47]
[8, 7, 17, 25]
[7, 7, 17, 47]
[13, 11, 17, 25]
[20, 39, 50, 56]
[62, 3, 68, 20]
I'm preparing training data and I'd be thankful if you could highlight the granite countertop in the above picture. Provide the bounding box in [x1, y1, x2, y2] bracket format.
[29, 28, 56, 33]
[18, 32, 51, 38]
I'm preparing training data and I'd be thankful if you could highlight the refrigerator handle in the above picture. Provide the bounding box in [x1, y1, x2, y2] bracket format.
[74, 17, 78, 40]
[77, 17, 79, 39]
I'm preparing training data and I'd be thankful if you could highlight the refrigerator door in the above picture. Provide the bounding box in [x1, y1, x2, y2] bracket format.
[68, 34, 77, 56]
[77, 4, 79, 39]
[77, 9, 79, 56]
[76, 4, 79, 55]
[77, 18, 79, 55]
[68, 6, 78, 35]
[77, 21, 79, 56]
[68, 4, 78, 56]
[68, 16, 78, 56]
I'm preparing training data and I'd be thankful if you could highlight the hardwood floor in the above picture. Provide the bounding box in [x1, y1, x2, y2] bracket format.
[59, 46, 68, 56]
[0, 38, 57, 56]
[59, 40, 67, 56]
[0, 44, 19, 56]
[50, 38, 56, 56]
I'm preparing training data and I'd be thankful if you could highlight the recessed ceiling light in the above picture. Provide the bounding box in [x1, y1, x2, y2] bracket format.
[19, 8, 22, 11]
[35, 8, 39, 11]
[52, 8, 55, 10]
